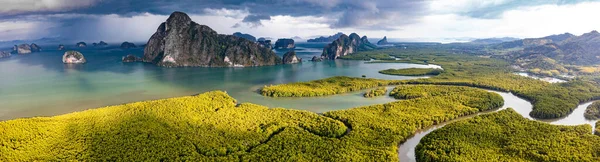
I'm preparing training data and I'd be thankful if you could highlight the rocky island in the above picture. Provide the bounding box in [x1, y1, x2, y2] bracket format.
[62, 51, 86, 64]
[257, 38, 272, 49]
[122, 54, 142, 62]
[30, 43, 41, 52]
[377, 36, 389, 45]
[13, 44, 32, 54]
[94, 41, 108, 46]
[76, 42, 87, 47]
[321, 33, 377, 60]
[58, 44, 65, 50]
[282, 51, 301, 64]
[274, 39, 295, 49]
[143, 11, 281, 67]
[0, 51, 10, 58]
[120, 42, 137, 49]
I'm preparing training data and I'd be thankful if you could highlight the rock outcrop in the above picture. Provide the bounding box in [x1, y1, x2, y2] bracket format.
[14, 44, 32, 54]
[122, 54, 142, 62]
[307, 32, 344, 42]
[76, 42, 87, 47]
[282, 51, 301, 64]
[58, 44, 65, 50]
[120, 42, 137, 49]
[62, 51, 86, 64]
[30, 43, 41, 52]
[97, 41, 108, 46]
[0, 51, 10, 58]
[257, 39, 272, 49]
[377, 36, 388, 45]
[143, 11, 281, 67]
[321, 33, 377, 60]
[233, 32, 256, 42]
[311, 56, 322, 62]
[274, 39, 295, 49]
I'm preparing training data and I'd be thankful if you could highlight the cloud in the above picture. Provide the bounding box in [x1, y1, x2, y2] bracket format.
[242, 14, 270, 27]
[0, 0, 99, 15]
[202, 8, 248, 19]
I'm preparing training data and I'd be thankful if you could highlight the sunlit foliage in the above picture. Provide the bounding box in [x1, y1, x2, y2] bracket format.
[0, 86, 502, 161]
[363, 87, 387, 98]
[265, 47, 600, 119]
[379, 68, 443, 76]
[416, 109, 600, 161]
[584, 101, 600, 120]
[260, 76, 402, 97]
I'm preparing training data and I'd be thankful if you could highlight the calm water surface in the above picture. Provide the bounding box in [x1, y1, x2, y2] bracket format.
[0, 43, 440, 120]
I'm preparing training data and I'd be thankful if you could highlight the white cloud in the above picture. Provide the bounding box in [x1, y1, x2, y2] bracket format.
[202, 8, 249, 19]
[0, 0, 99, 15]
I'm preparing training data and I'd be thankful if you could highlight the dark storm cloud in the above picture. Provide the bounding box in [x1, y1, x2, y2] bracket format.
[0, 0, 430, 30]
[242, 14, 271, 27]
[2, 0, 598, 34]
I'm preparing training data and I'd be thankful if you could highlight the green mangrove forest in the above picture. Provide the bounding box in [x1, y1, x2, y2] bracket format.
[416, 109, 600, 161]
[378, 68, 443, 76]
[264, 49, 600, 119]
[363, 87, 387, 98]
[0, 85, 503, 161]
[585, 101, 600, 120]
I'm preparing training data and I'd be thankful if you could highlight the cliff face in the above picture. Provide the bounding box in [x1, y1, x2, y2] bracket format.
[274, 39, 295, 49]
[14, 44, 32, 54]
[30, 43, 41, 52]
[143, 11, 281, 67]
[282, 51, 301, 64]
[321, 33, 377, 60]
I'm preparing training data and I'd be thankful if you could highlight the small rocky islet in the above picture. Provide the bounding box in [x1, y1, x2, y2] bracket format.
[12, 43, 42, 54]
[120, 42, 137, 49]
[62, 51, 86, 64]
[282, 51, 301, 64]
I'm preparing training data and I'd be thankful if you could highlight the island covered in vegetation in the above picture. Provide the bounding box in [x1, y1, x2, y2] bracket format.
[584, 101, 600, 120]
[379, 68, 443, 76]
[363, 87, 387, 98]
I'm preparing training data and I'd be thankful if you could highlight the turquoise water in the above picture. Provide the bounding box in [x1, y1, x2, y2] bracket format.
[0, 43, 440, 120]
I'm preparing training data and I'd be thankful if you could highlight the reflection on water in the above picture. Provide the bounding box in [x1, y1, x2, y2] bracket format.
[0, 43, 434, 120]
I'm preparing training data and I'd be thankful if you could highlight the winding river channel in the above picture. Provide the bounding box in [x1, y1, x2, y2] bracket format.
[396, 89, 599, 162]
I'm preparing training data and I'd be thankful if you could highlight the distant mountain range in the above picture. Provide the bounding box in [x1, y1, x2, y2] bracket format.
[469, 37, 520, 44]
[490, 31, 600, 73]
[307, 32, 344, 42]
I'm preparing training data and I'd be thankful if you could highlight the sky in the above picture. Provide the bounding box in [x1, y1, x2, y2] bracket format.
[0, 0, 599, 43]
